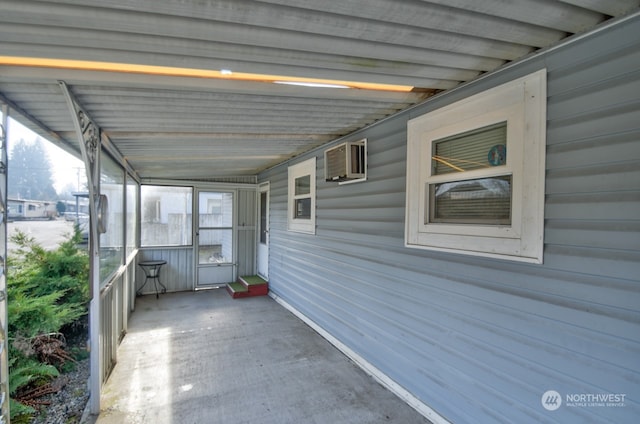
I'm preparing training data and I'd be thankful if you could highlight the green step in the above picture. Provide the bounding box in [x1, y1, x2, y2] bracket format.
[227, 282, 248, 293]
[239, 275, 268, 286]
[227, 276, 269, 299]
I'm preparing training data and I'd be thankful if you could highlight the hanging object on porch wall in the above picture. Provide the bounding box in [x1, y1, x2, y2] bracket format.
[97, 194, 108, 234]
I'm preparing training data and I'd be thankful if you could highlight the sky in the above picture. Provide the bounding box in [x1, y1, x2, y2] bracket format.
[6, 116, 87, 193]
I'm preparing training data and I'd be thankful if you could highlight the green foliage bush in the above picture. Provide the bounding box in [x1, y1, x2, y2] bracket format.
[7, 228, 89, 421]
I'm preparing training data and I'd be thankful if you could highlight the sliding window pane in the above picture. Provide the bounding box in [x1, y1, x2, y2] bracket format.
[432, 122, 507, 175]
[429, 175, 512, 225]
[294, 198, 311, 219]
[295, 175, 310, 195]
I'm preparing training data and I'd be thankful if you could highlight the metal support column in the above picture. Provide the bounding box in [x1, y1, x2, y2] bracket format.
[0, 104, 10, 423]
[59, 82, 102, 415]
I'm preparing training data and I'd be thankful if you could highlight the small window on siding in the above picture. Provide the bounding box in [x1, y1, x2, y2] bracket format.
[288, 158, 316, 234]
[406, 69, 546, 263]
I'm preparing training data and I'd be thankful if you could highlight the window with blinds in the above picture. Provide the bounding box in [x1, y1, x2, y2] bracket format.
[432, 122, 507, 175]
[429, 122, 510, 225]
[429, 175, 512, 224]
[405, 69, 546, 263]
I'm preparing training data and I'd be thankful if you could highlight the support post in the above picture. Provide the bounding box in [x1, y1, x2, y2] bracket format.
[59, 82, 102, 415]
[0, 103, 11, 423]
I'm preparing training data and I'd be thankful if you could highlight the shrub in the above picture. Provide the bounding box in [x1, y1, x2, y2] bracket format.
[7, 228, 89, 421]
[9, 229, 89, 307]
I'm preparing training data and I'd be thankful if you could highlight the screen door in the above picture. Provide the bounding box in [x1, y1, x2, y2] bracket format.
[196, 191, 235, 288]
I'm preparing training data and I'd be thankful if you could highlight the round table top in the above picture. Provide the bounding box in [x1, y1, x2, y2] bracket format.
[138, 260, 167, 266]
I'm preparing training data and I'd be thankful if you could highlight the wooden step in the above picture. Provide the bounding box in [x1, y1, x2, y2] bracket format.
[227, 275, 269, 298]
[239, 275, 268, 286]
[226, 282, 251, 299]
[239, 275, 269, 296]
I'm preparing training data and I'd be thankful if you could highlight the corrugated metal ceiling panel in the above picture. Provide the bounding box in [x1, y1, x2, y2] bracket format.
[0, 0, 637, 179]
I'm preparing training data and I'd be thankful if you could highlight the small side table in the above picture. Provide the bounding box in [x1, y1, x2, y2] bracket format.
[137, 260, 167, 298]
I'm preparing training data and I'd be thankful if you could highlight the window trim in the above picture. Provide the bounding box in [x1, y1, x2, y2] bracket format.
[288, 158, 316, 234]
[405, 69, 546, 263]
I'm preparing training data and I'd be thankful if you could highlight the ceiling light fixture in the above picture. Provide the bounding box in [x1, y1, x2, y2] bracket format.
[274, 81, 350, 89]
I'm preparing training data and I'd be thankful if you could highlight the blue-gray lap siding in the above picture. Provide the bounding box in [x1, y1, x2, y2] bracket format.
[259, 16, 640, 424]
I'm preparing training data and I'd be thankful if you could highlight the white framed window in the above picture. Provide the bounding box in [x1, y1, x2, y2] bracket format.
[288, 157, 316, 234]
[405, 69, 546, 263]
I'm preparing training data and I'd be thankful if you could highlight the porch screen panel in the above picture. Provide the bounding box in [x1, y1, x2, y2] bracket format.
[125, 175, 138, 258]
[141, 186, 193, 247]
[100, 154, 124, 283]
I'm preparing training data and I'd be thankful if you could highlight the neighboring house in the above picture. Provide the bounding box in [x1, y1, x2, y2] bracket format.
[7, 198, 57, 220]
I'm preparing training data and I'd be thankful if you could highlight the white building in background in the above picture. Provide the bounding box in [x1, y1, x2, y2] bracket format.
[7, 198, 57, 221]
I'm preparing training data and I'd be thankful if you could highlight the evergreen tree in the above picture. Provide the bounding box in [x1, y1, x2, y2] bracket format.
[9, 137, 57, 200]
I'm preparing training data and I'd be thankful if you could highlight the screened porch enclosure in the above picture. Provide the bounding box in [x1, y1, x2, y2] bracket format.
[136, 185, 258, 295]
[1, 3, 638, 424]
[84, 175, 263, 419]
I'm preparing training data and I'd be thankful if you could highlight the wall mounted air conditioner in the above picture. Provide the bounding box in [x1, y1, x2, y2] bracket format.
[324, 139, 367, 184]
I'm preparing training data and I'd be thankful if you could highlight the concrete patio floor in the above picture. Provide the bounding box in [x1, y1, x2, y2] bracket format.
[91, 289, 432, 424]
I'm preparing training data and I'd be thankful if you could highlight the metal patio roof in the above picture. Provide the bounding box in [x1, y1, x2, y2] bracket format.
[0, 0, 638, 181]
